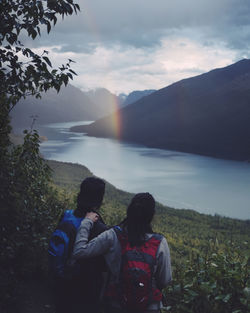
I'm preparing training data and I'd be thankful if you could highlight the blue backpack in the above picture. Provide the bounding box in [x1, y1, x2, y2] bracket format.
[48, 210, 83, 278]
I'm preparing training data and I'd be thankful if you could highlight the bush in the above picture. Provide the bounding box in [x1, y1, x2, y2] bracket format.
[164, 246, 250, 313]
[0, 130, 68, 311]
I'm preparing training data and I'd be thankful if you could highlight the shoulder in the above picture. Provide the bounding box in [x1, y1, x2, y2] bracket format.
[153, 233, 164, 241]
[109, 227, 120, 239]
[104, 227, 123, 245]
[90, 219, 108, 238]
[56, 210, 80, 233]
[90, 227, 118, 250]
[92, 226, 118, 242]
[153, 234, 169, 247]
[146, 232, 164, 242]
[146, 233, 169, 254]
[156, 236, 171, 258]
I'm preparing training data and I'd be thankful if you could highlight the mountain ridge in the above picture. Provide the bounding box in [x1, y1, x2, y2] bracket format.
[11, 84, 156, 132]
[71, 59, 250, 161]
[10, 84, 97, 131]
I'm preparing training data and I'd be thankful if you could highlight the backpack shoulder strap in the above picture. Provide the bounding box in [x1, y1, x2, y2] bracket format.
[113, 225, 122, 233]
[150, 233, 163, 241]
[113, 225, 125, 241]
[142, 233, 163, 261]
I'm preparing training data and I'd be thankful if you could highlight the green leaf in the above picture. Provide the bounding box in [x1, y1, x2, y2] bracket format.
[186, 289, 199, 297]
[243, 287, 250, 299]
[223, 294, 231, 303]
[43, 56, 52, 67]
[75, 3, 80, 11]
[47, 22, 51, 34]
[69, 69, 77, 75]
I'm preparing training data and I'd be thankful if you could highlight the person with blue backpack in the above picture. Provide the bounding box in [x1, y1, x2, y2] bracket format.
[73, 192, 172, 313]
[48, 177, 108, 313]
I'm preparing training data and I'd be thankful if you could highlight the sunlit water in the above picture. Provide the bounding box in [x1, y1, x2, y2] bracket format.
[39, 121, 250, 220]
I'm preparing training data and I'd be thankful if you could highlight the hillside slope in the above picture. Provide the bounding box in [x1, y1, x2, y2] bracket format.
[9, 160, 250, 313]
[74, 59, 250, 161]
[48, 160, 250, 254]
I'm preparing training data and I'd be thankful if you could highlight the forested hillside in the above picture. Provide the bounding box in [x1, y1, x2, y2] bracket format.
[48, 160, 250, 262]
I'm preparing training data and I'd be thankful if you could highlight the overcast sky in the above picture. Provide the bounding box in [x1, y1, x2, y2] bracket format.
[29, 0, 250, 94]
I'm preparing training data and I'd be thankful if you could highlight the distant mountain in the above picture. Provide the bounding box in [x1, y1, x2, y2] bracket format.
[72, 59, 250, 161]
[118, 93, 127, 106]
[11, 84, 97, 131]
[122, 89, 156, 107]
[72, 88, 156, 113]
[11, 84, 157, 133]
[85, 88, 122, 115]
[85, 88, 157, 111]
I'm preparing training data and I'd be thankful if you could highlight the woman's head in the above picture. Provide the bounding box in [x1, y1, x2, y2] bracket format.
[126, 192, 156, 247]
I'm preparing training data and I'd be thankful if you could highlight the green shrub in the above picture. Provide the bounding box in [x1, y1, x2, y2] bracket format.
[0, 130, 68, 311]
[164, 246, 250, 313]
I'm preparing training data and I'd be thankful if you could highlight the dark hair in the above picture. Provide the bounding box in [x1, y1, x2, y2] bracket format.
[124, 192, 155, 247]
[74, 177, 105, 217]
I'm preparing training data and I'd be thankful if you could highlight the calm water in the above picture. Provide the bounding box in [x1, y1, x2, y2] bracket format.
[39, 121, 250, 220]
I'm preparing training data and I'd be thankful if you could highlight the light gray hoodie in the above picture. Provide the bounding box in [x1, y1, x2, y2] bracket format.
[73, 218, 172, 310]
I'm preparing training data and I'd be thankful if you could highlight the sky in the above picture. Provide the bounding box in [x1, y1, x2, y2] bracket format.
[26, 0, 250, 94]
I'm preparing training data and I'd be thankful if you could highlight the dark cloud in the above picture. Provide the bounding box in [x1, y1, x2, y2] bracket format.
[19, 0, 250, 55]
[16, 0, 250, 93]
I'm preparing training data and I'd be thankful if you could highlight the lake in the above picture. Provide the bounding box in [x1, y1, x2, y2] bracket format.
[39, 121, 250, 220]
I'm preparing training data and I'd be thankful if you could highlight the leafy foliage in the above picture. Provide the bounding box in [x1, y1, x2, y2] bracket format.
[0, 0, 79, 101]
[0, 0, 79, 150]
[164, 247, 250, 313]
[0, 131, 67, 312]
[0, 1, 80, 311]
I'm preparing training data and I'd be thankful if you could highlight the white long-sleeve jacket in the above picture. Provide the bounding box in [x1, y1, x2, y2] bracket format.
[73, 218, 172, 310]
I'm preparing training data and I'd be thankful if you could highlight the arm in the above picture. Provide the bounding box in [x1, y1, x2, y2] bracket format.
[73, 218, 113, 259]
[155, 237, 172, 290]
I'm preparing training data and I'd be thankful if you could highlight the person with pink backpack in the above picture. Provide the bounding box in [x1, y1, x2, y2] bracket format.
[73, 192, 172, 313]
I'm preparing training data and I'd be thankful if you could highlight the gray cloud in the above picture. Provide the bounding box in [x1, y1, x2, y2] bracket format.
[17, 0, 250, 93]
[16, 1, 242, 49]
[20, 0, 250, 55]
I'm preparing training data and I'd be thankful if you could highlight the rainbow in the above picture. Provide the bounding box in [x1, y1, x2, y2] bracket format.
[110, 94, 122, 139]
